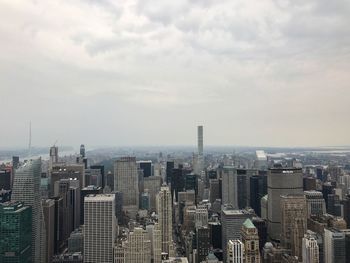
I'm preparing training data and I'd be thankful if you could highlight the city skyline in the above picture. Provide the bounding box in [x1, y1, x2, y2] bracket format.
[1, 0, 350, 147]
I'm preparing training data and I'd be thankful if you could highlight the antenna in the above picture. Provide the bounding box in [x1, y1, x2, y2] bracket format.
[28, 121, 32, 156]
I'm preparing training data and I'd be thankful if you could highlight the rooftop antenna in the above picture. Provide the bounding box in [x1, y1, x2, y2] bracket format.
[28, 121, 32, 156]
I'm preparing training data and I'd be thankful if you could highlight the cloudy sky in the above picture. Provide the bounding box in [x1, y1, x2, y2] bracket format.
[1, 0, 350, 148]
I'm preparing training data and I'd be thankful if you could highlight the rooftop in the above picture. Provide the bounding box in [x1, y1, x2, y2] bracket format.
[243, 218, 256, 229]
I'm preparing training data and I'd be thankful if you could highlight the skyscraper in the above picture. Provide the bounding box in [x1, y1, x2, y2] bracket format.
[304, 191, 326, 218]
[146, 223, 162, 263]
[156, 186, 174, 257]
[222, 209, 253, 261]
[302, 232, 319, 263]
[267, 167, 303, 241]
[324, 228, 346, 263]
[222, 166, 238, 208]
[0, 201, 32, 263]
[227, 240, 244, 263]
[114, 157, 139, 218]
[197, 125, 204, 173]
[280, 195, 307, 259]
[12, 159, 44, 263]
[241, 219, 261, 263]
[79, 144, 85, 158]
[49, 146, 58, 167]
[83, 194, 116, 263]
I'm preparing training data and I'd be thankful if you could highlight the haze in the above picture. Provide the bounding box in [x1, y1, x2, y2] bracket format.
[1, 0, 350, 148]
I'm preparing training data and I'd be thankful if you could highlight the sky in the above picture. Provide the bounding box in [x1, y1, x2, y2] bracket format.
[1, 0, 350, 148]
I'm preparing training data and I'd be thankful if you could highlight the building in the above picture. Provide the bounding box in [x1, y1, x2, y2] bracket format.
[144, 176, 162, 212]
[249, 175, 267, 217]
[304, 191, 326, 218]
[197, 125, 204, 173]
[196, 227, 210, 263]
[122, 227, 151, 263]
[166, 161, 174, 185]
[80, 185, 102, 225]
[324, 228, 346, 263]
[255, 150, 267, 170]
[222, 167, 238, 208]
[302, 232, 319, 263]
[267, 167, 303, 241]
[138, 160, 153, 178]
[157, 186, 174, 257]
[49, 146, 59, 167]
[209, 179, 220, 204]
[114, 157, 139, 218]
[241, 219, 261, 263]
[0, 202, 32, 263]
[83, 194, 116, 263]
[227, 240, 244, 263]
[90, 165, 105, 189]
[222, 209, 252, 261]
[11, 159, 44, 263]
[146, 223, 162, 263]
[52, 252, 83, 263]
[280, 195, 307, 259]
[68, 228, 83, 253]
[0, 189, 11, 203]
[42, 199, 55, 263]
[0, 169, 11, 190]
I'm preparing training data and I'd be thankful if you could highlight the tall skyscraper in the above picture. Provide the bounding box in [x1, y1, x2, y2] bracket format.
[12, 159, 44, 263]
[196, 227, 210, 263]
[0, 201, 32, 263]
[302, 232, 319, 263]
[304, 191, 326, 218]
[83, 194, 116, 263]
[324, 228, 346, 263]
[227, 240, 244, 263]
[197, 125, 204, 173]
[156, 186, 174, 257]
[249, 175, 267, 217]
[49, 146, 58, 167]
[280, 195, 307, 259]
[222, 209, 253, 261]
[241, 219, 261, 263]
[137, 160, 153, 178]
[222, 166, 238, 208]
[79, 144, 85, 158]
[267, 167, 303, 241]
[42, 199, 55, 263]
[146, 223, 162, 263]
[114, 157, 139, 218]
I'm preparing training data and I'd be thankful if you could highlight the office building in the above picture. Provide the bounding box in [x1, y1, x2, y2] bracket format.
[227, 240, 244, 263]
[144, 176, 162, 212]
[50, 163, 85, 195]
[241, 219, 261, 263]
[197, 125, 204, 173]
[302, 232, 319, 263]
[166, 161, 174, 185]
[250, 175, 267, 217]
[280, 195, 307, 259]
[80, 185, 102, 225]
[49, 146, 59, 167]
[114, 157, 139, 218]
[0, 169, 11, 190]
[267, 167, 303, 241]
[42, 199, 55, 263]
[196, 227, 210, 263]
[138, 160, 153, 178]
[324, 228, 346, 263]
[0, 189, 11, 203]
[222, 166, 238, 208]
[0, 202, 32, 263]
[90, 165, 105, 188]
[209, 179, 220, 204]
[146, 223, 162, 263]
[157, 186, 174, 257]
[124, 227, 151, 263]
[68, 228, 83, 253]
[83, 194, 116, 263]
[304, 191, 326, 218]
[222, 209, 252, 261]
[12, 159, 44, 263]
[79, 144, 85, 158]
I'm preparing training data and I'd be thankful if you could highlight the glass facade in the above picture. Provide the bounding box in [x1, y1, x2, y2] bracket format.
[0, 202, 32, 263]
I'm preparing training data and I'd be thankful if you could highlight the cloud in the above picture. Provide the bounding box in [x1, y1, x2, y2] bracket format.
[0, 0, 350, 147]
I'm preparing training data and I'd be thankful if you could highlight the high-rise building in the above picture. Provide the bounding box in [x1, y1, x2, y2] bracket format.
[222, 166, 238, 208]
[197, 125, 204, 173]
[83, 194, 116, 263]
[0, 189, 11, 203]
[137, 161, 153, 178]
[280, 195, 307, 259]
[241, 219, 261, 263]
[267, 167, 303, 241]
[0, 201, 32, 263]
[0, 169, 11, 190]
[227, 240, 244, 263]
[12, 159, 44, 263]
[79, 144, 85, 158]
[166, 161, 174, 185]
[249, 175, 267, 217]
[196, 226, 210, 263]
[80, 185, 102, 225]
[302, 232, 319, 263]
[144, 176, 162, 212]
[114, 157, 139, 218]
[50, 163, 85, 195]
[304, 191, 326, 218]
[209, 179, 220, 204]
[126, 228, 151, 262]
[324, 228, 346, 263]
[343, 194, 350, 228]
[222, 209, 253, 261]
[42, 199, 55, 263]
[156, 186, 174, 257]
[49, 146, 59, 167]
[146, 223, 162, 263]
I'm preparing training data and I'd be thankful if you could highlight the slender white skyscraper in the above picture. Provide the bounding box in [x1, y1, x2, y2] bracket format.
[156, 186, 174, 257]
[84, 194, 116, 263]
[227, 240, 244, 263]
[114, 157, 139, 218]
[197, 125, 204, 173]
[12, 159, 44, 263]
[302, 232, 319, 263]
